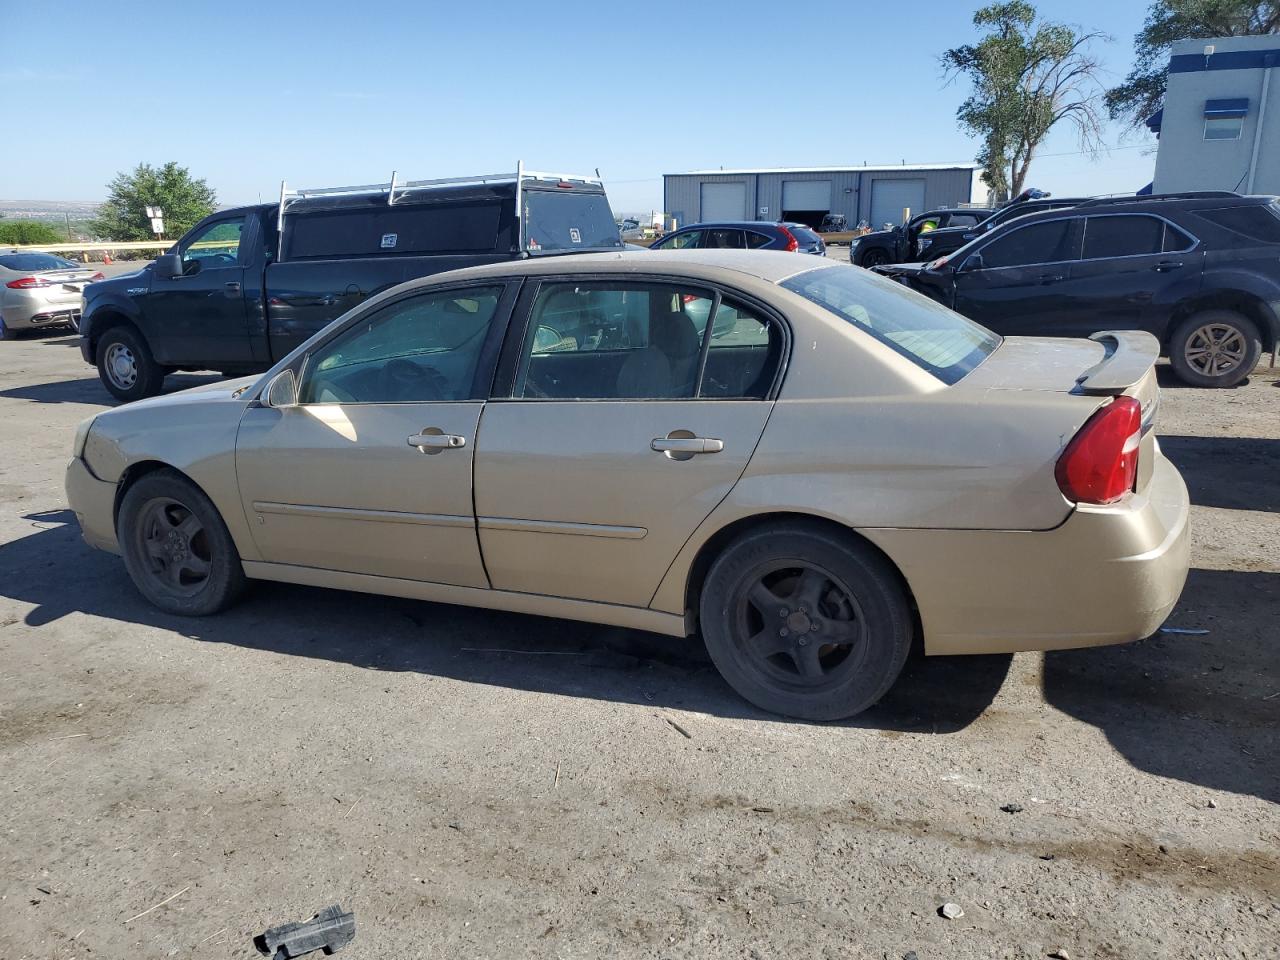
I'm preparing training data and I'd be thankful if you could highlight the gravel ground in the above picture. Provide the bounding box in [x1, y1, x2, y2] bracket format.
[0, 329, 1276, 960]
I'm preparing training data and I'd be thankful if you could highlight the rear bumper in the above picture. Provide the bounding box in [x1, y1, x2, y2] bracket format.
[65, 457, 120, 554]
[864, 452, 1191, 655]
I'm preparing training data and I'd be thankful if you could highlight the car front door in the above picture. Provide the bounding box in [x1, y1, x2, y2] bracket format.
[234, 281, 518, 585]
[1060, 214, 1203, 337]
[146, 215, 254, 366]
[472, 278, 782, 607]
[951, 217, 1083, 336]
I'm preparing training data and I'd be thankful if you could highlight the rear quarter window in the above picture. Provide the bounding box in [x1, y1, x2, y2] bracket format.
[1193, 203, 1280, 244]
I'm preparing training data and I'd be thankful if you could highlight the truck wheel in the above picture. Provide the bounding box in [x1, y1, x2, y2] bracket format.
[859, 249, 889, 268]
[1169, 310, 1260, 388]
[698, 521, 913, 721]
[117, 469, 246, 616]
[97, 326, 165, 402]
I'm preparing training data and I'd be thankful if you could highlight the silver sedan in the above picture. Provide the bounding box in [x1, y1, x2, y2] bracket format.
[0, 250, 102, 338]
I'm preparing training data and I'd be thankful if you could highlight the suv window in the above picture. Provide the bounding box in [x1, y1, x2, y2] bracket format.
[655, 230, 702, 250]
[1082, 215, 1167, 259]
[300, 286, 503, 403]
[1194, 203, 1280, 243]
[704, 228, 745, 249]
[286, 202, 502, 259]
[979, 219, 1078, 268]
[182, 218, 244, 272]
[948, 213, 983, 227]
[781, 265, 999, 385]
[745, 231, 771, 249]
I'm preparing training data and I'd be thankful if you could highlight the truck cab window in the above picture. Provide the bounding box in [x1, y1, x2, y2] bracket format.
[181, 219, 244, 274]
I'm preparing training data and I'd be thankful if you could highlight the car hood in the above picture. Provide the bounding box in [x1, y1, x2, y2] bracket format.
[103, 375, 261, 416]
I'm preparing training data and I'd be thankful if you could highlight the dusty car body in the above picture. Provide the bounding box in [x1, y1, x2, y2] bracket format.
[65, 250, 1190, 719]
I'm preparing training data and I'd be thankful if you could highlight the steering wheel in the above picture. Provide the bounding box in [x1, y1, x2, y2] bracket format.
[382, 358, 448, 401]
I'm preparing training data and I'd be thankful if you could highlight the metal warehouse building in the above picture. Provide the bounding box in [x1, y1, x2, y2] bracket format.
[663, 164, 987, 231]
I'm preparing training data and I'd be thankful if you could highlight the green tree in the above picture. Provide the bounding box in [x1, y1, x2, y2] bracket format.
[0, 220, 64, 245]
[943, 2, 1107, 201]
[1107, 2, 1280, 129]
[89, 162, 217, 242]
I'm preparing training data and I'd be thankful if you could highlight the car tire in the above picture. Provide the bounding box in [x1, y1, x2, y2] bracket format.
[1168, 310, 1261, 388]
[859, 249, 889, 268]
[96, 325, 165, 402]
[117, 469, 247, 616]
[698, 521, 913, 721]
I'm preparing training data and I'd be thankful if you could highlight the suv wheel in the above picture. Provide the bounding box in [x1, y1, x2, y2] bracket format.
[859, 248, 889, 268]
[97, 326, 165, 402]
[1169, 310, 1261, 388]
[698, 522, 913, 720]
[117, 469, 246, 616]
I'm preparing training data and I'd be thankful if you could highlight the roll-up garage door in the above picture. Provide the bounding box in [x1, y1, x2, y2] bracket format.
[781, 180, 832, 227]
[870, 179, 926, 229]
[700, 182, 747, 221]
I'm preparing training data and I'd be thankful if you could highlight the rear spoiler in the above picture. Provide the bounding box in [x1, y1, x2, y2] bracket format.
[1074, 330, 1160, 395]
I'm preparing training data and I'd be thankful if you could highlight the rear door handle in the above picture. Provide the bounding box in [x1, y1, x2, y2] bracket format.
[1038, 273, 1066, 284]
[407, 431, 466, 453]
[651, 437, 724, 455]
[1154, 260, 1184, 272]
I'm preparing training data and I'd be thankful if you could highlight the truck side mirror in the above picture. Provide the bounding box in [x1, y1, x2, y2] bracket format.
[154, 253, 182, 279]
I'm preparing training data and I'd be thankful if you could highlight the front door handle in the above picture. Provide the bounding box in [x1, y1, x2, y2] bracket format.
[224, 281, 241, 296]
[1154, 260, 1184, 272]
[651, 436, 724, 455]
[407, 430, 466, 454]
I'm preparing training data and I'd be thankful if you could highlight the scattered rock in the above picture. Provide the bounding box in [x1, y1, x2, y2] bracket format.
[1048, 950, 1070, 960]
[1208, 799, 1218, 809]
[1039, 854, 1056, 861]
[1000, 803, 1024, 814]
[939, 902, 964, 920]
[903, 952, 920, 960]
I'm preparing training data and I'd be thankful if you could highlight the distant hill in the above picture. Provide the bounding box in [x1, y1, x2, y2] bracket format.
[0, 200, 101, 222]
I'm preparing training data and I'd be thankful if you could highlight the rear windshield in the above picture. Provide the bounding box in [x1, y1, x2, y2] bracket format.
[0, 253, 80, 271]
[284, 201, 504, 260]
[781, 265, 1000, 384]
[523, 190, 623, 253]
[1194, 202, 1280, 243]
[788, 225, 822, 245]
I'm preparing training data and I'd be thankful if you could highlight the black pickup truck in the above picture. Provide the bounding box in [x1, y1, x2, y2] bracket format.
[80, 169, 622, 400]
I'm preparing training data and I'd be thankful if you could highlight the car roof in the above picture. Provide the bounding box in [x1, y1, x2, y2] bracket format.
[676, 221, 790, 230]
[399, 249, 835, 288]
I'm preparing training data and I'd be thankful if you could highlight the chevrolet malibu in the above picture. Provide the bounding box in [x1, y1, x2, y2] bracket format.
[65, 251, 1191, 720]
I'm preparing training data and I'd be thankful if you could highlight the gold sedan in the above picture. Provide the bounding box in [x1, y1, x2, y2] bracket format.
[65, 251, 1190, 720]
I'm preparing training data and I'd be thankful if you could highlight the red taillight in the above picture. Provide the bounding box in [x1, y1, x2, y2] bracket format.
[777, 225, 799, 252]
[556, 181, 574, 189]
[1055, 396, 1142, 505]
[5, 276, 54, 289]
[89, 272, 105, 281]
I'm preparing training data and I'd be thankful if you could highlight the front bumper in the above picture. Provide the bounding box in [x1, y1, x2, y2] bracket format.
[65, 457, 120, 554]
[864, 453, 1191, 656]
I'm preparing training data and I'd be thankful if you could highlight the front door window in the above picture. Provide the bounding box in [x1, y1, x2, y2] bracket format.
[180, 219, 244, 275]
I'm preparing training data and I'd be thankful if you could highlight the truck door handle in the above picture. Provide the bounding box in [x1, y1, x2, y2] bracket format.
[224, 281, 241, 295]
[1154, 260, 1184, 272]
[651, 436, 724, 455]
[407, 431, 466, 453]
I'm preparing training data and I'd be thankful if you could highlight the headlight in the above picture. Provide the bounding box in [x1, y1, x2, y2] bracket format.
[72, 415, 96, 459]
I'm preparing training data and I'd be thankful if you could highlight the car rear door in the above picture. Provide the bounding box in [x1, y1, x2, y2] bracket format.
[1059, 214, 1203, 338]
[235, 280, 518, 586]
[471, 277, 783, 607]
[951, 217, 1084, 336]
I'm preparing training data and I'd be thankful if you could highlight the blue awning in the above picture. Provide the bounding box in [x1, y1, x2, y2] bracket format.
[1204, 98, 1249, 118]
[1145, 108, 1163, 134]
[1136, 182, 1153, 195]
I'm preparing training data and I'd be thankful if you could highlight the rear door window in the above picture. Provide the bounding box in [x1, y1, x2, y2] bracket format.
[1082, 216, 1167, 259]
[979, 219, 1079, 268]
[704, 229, 746, 249]
[523, 190, 623, 253]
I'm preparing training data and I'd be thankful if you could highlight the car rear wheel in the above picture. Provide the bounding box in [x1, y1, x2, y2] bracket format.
[699, 522, 913, 720]
[1169, 310, 1260, 388]
[859, 248, 889, 268]
[117, 470, 246, 616]
[97, 325, 165, 402]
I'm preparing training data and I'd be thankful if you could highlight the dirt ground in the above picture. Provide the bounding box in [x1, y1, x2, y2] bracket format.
[0, 330, 1276, 960]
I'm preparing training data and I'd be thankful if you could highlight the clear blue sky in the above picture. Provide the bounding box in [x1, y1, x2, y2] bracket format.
[3, 0, 1158, 212]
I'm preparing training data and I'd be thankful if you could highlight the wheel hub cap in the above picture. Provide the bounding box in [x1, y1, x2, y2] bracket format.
[786, 609, 812, 635]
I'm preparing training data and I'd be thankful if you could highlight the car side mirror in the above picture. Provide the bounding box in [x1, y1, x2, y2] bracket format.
[961, 254, 985, 273]
[154, 253, 182, 279]
[263, 368, 299, 409]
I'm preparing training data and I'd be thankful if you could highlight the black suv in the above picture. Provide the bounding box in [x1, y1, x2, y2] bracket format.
[849, 207, 994, 268]
[907, 195, 1090, 265]
[873, 191, 1279, 387]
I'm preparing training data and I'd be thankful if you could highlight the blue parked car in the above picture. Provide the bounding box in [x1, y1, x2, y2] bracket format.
[649, 221, 826, 255]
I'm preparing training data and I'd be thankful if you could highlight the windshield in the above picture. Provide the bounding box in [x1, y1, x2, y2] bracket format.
[0, 253, 81, 272]
[780, 265, 1000, 384]
[523, 189, 623, 253]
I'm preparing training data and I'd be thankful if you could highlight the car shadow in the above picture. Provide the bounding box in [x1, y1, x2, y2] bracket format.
[4, 510, 1010, 733]
[1159, 435, 1280, 513]
[1043, 568, 1279, 805]
[0, 374, 224, 406]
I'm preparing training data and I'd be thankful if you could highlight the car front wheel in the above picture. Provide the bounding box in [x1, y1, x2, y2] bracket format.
[117, 470, 246, 616]
[1169, 310, 1261, 388]
[699, 522, 913, 720]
